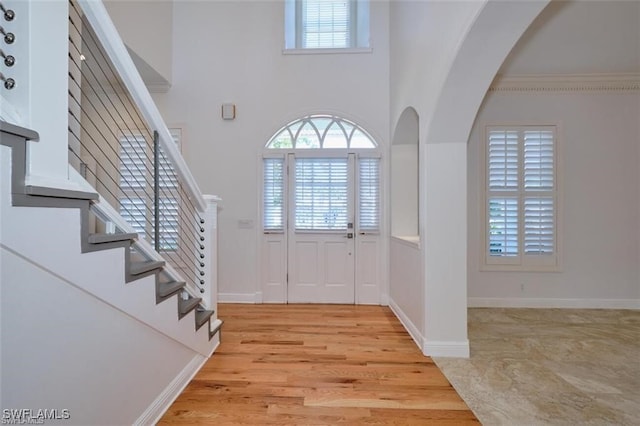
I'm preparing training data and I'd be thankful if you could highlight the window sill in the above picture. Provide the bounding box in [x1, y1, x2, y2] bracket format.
[282, 47, 373, 55]
[480, 263, 562, 273]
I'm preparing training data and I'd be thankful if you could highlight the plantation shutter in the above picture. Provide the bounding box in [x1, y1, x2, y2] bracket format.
[263, 158, 285, 231]
[358, 157, 380, 232]
[485, 126, 557, 265]
[119, 135, 148, 236]
[488, 198, 518, 256]
[523, 129, 555, 254]
[120, 198, 147, 237]
[120, 135, 147, 189]
[295, 157, 348, 230]
[488, 130, 518, 190]
[302, 0, 351, 48]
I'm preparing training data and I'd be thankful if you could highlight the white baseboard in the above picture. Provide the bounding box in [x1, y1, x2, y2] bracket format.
[423, 340, 470, 358]
[388, 297, 423, 351]
[218, 292, 258, 303]
[468, 297, 640, 309]
[136, 353, 208, 426]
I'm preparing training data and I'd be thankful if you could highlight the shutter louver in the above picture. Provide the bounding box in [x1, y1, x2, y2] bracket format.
[358, 157, 379, 232]
[157, 197, 179, 251]
[303, 0, 351, 48]
[158, 146, 178, 189]
[524, 197, 554, 254]
[120, 198, 147, 237]
[295, 158, 348, 230]
[488, 198, 518, 256]
[488, 130, 518, 190]
[524, 130, 554, 190]
[263, 158, 285, 231]
[120, 135, 147, 189]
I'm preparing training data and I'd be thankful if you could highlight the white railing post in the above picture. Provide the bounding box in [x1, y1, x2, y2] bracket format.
[201, 195, 220, 313]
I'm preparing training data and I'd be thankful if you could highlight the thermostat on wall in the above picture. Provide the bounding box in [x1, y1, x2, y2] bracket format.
[222, 103, 236, 120]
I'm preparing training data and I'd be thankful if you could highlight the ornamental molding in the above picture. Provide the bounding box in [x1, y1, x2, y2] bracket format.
[489, 73, 640, 93]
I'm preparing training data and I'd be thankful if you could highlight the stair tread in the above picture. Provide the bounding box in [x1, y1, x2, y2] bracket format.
[178, 297, 202, 316]
[25, 185, 98, 201]
[158, 280, 186, 298]
[88, 232, 137, 244]
[130, 260, 165, 276]
[209, 319, 223, 340]
[195, 308, 215, 330]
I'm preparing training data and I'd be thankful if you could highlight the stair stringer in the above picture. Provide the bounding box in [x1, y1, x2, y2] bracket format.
[0, 140, 216, 357]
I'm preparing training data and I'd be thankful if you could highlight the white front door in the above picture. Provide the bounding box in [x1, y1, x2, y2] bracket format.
[287, 154, 356, 303]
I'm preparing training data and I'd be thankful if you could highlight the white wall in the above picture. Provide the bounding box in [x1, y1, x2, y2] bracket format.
[389, 0, 483, 132]
[1, 248, 198, 425]
[390, 144, 418, 236]
[104, 0, 173, 85]
[468, 90, 640, 308]
[153, 0, 390, 300]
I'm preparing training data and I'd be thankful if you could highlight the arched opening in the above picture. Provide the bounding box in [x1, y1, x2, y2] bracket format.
[390, 107, 419, 242]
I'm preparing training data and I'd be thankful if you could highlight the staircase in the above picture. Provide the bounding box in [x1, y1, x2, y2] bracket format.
[0, 120, 222, 344]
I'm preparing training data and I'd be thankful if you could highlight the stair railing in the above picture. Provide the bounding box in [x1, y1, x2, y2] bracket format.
[66, 0, 218, 312]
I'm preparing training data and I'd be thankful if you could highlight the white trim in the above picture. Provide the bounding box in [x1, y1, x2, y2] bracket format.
[283, 47, 373, 55]
[390, 235, 420, 249]
[423, 340, 470, 358]
[490, 73, 640, 92]
[136, 353, 210, 426]
[388, 297, 423, 351]
[219, 293, 259, 304]
[468, 297, 640, 310]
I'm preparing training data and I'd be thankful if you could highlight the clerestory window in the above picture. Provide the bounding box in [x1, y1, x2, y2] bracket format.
[284, 0, 370, 51]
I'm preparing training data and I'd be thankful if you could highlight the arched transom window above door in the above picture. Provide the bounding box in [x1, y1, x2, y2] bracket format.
[266, 115, 377, 149]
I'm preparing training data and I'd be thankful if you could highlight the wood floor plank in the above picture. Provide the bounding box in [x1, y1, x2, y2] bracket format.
[159, 304, 479, 425]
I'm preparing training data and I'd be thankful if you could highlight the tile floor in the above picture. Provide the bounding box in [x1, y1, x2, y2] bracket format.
[434, 308, 640, 426]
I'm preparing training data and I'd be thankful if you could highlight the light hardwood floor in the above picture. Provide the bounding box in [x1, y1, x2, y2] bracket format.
[159, 304, 479, 425]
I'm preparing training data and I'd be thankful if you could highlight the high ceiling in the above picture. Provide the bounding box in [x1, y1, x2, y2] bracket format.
[499, 0, 640, 76]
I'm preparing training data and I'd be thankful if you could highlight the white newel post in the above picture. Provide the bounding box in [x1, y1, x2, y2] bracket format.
[201, 195, 220, 317]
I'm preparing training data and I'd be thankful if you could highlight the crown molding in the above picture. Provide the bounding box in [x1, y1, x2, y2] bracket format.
[490, 73, 640, 92]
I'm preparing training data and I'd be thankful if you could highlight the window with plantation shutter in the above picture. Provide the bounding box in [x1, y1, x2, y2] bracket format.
[263, 158, 285, 231]
[284, 0, 370, 51]
[483, 125, 560, 271]
[358, 157, 379, 232]
[295, 158, 349, 230]
[119, 131, 182, 251]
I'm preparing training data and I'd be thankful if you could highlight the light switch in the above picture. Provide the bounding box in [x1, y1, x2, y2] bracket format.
[238, 219, 254, 229]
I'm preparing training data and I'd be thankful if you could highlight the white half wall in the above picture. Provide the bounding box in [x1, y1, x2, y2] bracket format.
[468, 89, 640, 308]
[389, 237, 423, 348]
